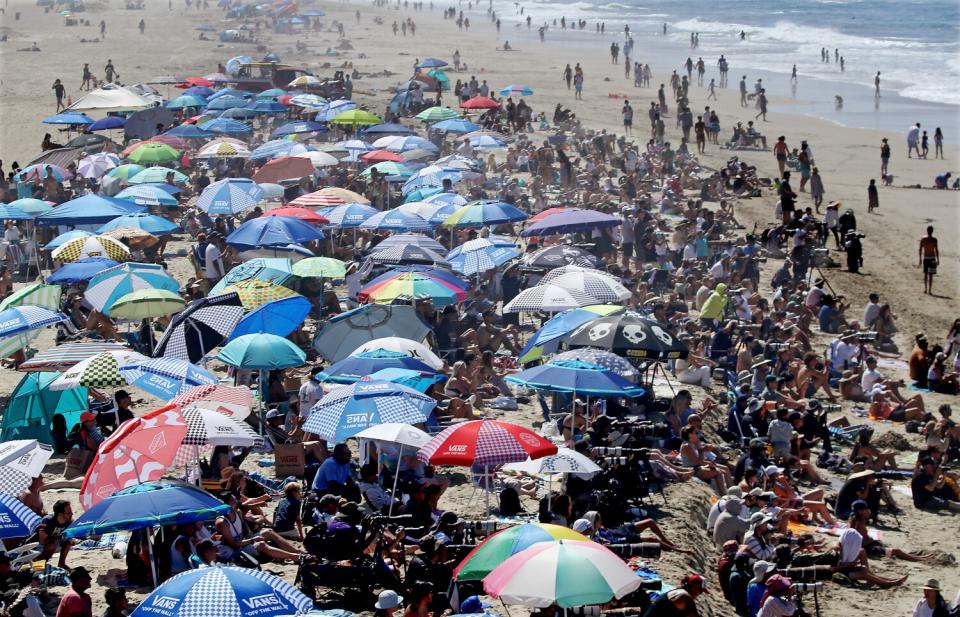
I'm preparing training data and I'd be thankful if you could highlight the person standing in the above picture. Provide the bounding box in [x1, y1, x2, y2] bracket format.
[933, 127, 943, 159]
[810, 167, 824, 212]
[874, 71, 881, 97]
[52, 79, 65, 111]
[773, 135, 789, 176]
[99, 20, 106, 38]
[138, 18, 145, 33]
[562, 64, 572, 89]
[204, 233, 225, 287]
[739, 75, 748, 107]
[754, 89, 767, 121]
[880, 137, 891, 176]
[621, 99, 633, 136]
[104, 59, 116, 84]
[918, 225, 939, 295]
[907, 122, 921, 158]
[573, 67, 584, 100]
[867, 178, 879, 213]
[707, 78, 717, 100]
[80, 63, 92, 90]
[694, 115, 706, 154]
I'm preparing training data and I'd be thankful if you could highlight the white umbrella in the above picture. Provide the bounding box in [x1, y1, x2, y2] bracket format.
[351, 337, 443, 370]
[77, 153, 120, 179]
[295, 151, 340, 168]
[540, 267, 631, 303]
[503, 447, 601, 478]
[355, 423, 431, 514]
[0, 440, 54, 495]
[503, 285, 596, 313]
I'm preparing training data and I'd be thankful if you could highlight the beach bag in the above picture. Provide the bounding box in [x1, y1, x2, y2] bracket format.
[64, 448, 94, 480]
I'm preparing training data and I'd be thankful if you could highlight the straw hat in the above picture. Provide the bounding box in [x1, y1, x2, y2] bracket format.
[848, 470, 875, 481]
[923, 579, 941, 591]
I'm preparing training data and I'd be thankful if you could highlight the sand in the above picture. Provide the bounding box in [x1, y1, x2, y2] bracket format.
[1, 0, 959, 615]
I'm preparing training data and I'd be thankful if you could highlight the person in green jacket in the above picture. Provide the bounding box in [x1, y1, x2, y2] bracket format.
[699, 282, 728, 328]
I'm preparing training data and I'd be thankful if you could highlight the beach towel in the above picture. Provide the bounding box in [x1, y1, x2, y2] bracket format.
[73, 531, 130, 551]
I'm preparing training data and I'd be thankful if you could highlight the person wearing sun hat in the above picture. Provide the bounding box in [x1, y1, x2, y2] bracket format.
[373, 590, 403, 617]
[747, 560, 776, 617]
[912, 579, 952, 617]
[756, 574, 795, 617]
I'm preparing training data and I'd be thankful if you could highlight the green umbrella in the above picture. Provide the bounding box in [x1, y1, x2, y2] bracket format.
[128, 167, 188, 184]
[107, 164, 146, 181]
[126, 142, 181, 164]
[0, 283, 62, 312]
[360, 161, 412, 177]
[109, 289, 186, 319]
[415, 106, 460, 122]
[330, 109, 382, 127]
[1, 372, 88, 446]
[291, 257, 346, 278]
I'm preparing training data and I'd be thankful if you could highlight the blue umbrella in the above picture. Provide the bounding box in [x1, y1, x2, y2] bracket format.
[500, 84, 534, 96]
[271, 120, 326, 137]
[303, 378, 436, 443]
[0, 205, 35, 220]
[98, 212, 180, 235]
[163, 124, 213, 139]
[218, 333, 306, 370]
[119, 357, 219, 400]
[0, 492, 42, 539]
[402, 166, 462, 195]
[250, 139, 310, 161]
[207, 87, 253, 101]
[182, 86, 214, 97]
[447, 236, 520, 275]
[166, 95, 208, 110]
[210, 258, 294, 295]
[0, 306, 67, 339]
[115, 185, 179, 207]
[319, 349, 437, 384]
[257, 88, 286, 99]
[47, 257, 120, 284]
[35, 194, 144, 226]
[204, 95, 249, 111]
[87, 116, 127, 131]
[42, 112, 93, 126]
[44, 230, 94, 250]
[130, 566, 312, 617]
[468, 134, 508, 149]
[198, 117, 253, 134]
[315, 203, 378, 228]
[358, 209, 431, 232]
[518, 306, 624, 363]
[417, 57, 449, 69]
[379, 135, 437, 153]
[218, 106, 259, 120]
[230, 296, 311, 339]
[422, 192, 469, 207]
[84, 263, 181, 315]
[505, 359, 645, 397]
[63, 481, 230, 539]
[197, 178, 263, 215]
[520, 208, 621, 237]
[247, 100, 288, 114]
[314, 99, 356, 122]
[442, 199, 528, 228]
[368, 367, 446, 393]
[432, 118, 480, 133]
[227, 216, 324, 249]
[364, 122, 416, 136]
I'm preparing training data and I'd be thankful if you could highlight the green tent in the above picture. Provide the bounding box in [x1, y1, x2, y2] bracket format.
[1, 372, 88, 449]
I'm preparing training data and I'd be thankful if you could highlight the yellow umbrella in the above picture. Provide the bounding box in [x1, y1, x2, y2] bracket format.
[51, 235, 130, 263]
[221, 279, 299, 310]
[110, 289, 185, 319]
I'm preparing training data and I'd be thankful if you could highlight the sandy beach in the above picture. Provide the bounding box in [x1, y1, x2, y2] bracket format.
[1, 0, 959, 615]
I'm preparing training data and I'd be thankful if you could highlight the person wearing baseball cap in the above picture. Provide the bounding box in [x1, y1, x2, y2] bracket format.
[756, 574, 794, 617]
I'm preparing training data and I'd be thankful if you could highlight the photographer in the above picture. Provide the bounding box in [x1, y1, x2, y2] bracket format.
[756, 574, 796, 617]
[911, 456, 960, 513]
[843, 230, 863, 274]
[747, 561, 777, 617]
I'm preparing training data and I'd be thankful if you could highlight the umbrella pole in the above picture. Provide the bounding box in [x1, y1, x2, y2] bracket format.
[258, 369, 265, 437]
[484, 464, 490, 516]
[388, 443, 403, 517]
[147, 527, 159, 588]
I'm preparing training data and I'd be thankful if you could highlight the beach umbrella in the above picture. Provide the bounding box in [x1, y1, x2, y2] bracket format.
[289, 93, 327, 108]
[442, 200, 528, 228]
[37, 196, 143, 228]
[419, 419, 557, 468]
[250, 139, 305, 161]
[314, 99, 357, 122]
[100, 227, 159, 250]
[0, 205, 34, 221]
[126, 142, 180, 164]
[230, 295, 311, 339]
[15, 164, 72, 182]
[484, 540, 641, 608]
[84, 263, 180, 315]
[400, 148, 437, 162]
[503, 285, 596, 313]
[356, 422, 431, 448]
[204, 95, 249, 111]
[7, 198, 53, 215]
[119, 357, 218, 400]
[303, 378, 436, 443]
[375, 135, 439, 154]
[0, 373, 87, 448]
[163, 124, 213, 139]
[219, 107, 258, 120]
[427, 69, 450, 91]
[51, 234, 130, 264]
[318, 350, 436, 384]
[166, 95, 208, 109]
[198, 117, 252, 134]
[262, 206, 329, 225]
[541, 268, 632, 303]
[209, 258, 294, 295]
[296, 151, 339, 168]
[446, 237, 520, 276]
[360, 149, 404, 163]
[106, 163, 145, 181]
[48, 350, 147, 391]
[221, 279, 300, 310]
[359, 161, 413, 178]
[316, 186, 370, 204]
[415, 106, 460, 122]
[504, 447, 602, 479]
[88, 116, 127, 131]
[227, 216, 324, 249]
[98, 212, 179, 235]
[109, 289, 186, 320]
[225, 55, 252, 75]
[218, 333, 305, 370]
[330, 109, 383, 128]
[171, 384, 253, 420]
[500, 84, 534, 96]
[0, 492, 42, 539]
[197, 178, 263, 215]
[310, 203, 377, 227]
[130, 566, 312, 617]
[417, 57, 448, 69]
[563, 311, 689, 360]
[423, 192, 469, 207]
[431, 118, 480, 133]
[454, 523, 588, 581]
[114, 185, 179, 207]
[523, 245, 599, 269]
[350, 337, 444, 370]
[552, 348, 637, 378]
[521, 208, 620, 237]
[147, 135, 190, 149]
[78, 405, 188, 510]
[364, 366, 444, 392]
[251, 156, 315, 184]
[359, 209, 431, 233]
[179, 407, 261, 450]
[196, 141, 251, 158]
[505, 359, 644, 397]
[288, 75, 321, 88]
[17, 341, 129, 373]
[154, 293, 245, 363]
[42, 111, 93, 126]
[369, 244, 448, 266]
[246, 100, 288, 114]
[358, 271, 466, 307]
[77, 153, 120, 178]
[0, 283, 62, 312]
[365, 122, 415, 136]
[0, 439, 54, 496]
[292, 256, 346, 278]
[65, 481, 229, 539]
[272, 120, 326, 138]
[312, 305, 432, 363]
[402, 165, 463, 194]
[372, 233, 447, 255]
[128, 167, 188, 185]
[468, 134, 508, 149]
[461, 95, 500, 110]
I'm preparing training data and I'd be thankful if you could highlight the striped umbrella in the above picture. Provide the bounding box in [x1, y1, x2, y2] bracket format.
[84, 262, 181, 315]
[369, 244, 449, 266]
[447, 236, 520, 276]
[197, 178, 263, 215]
[0, 306, 68, 359]
[119, 357, 218, 400]
[499, 84, 534, 96]
[77, 153, 120, 179]
[372, 233, 447, 255]
[0, 282, 62, 311]
[250, 139, 306, 161]
[358, 209, 431, 232]
[51, 235, 130, 263]
[454, 523, 588, 581]
[18, 341, 131, 373]
[0, 205, 33, 221]
[171, 384, 253, 420]
[442, 200, 528, 228]
[49, 350, 148, 391]
[109, 289, 186, 319]
[415, 106, 461, 122]
[0, 492, 42, 539]
[358, 271, 468, 307]
[221, 279, 299, 310]
[289, 190, 346, 208]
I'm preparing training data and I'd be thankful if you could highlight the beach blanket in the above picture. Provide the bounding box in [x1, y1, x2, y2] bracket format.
[74, 531, 130, 551]
[788, 520, 881, 541]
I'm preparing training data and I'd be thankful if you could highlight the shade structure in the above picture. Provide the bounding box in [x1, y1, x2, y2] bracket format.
[318, 350, 437, 384]
[312, 203, 378, 227]
[84, 262, 180, 315]
[250, 139, 307, 161]
[261, 206, 329, 225]
[230, 296, 311, 339]
[541, 268, 631, 304]
[454, 523, 588, 581]
[217, 334, 306, 370]
[0, 306, 68, 359]
[552, 348, 637, 378]
[360, 149, 404, 163]
[291, 256, 346, 278]
[77, 152, 120, 178]
[119, 357, 218, 400]
[221, 279, 300, 310]
[563, 311, 689, 360]
[0, 492, 42, 539]
[251, 156, 316, 184]
[521, 208, 621, 237]
[153, 293, 245, 363]
[43, 111, 93, 126]
[369, 244, 449, 266]
[110, 289, 185, 319]
[0, 282, 62, 312]
[0, 439, 54, 496]
[79, 405, 188, 509]
[330, 108, 382, 127]
[500, 84, 534, 96]
[115, 185, 180, 207]
[209, 258, 294, 295]
[126, 142, 180, 164]
[52, 235, 130, 263]
[98, 212, 180, 235]
[130, 566, 312, 617]
[49, 350, 147, 391]
[303, 378, 436, 443]
[227, 215, 324, 249]
[350, 337, 444, 370]
[364, 122, 416, 136]
[505, 359, 645, 397]
[171, 385, 253, 420]
[359, 209, 432, 233]
[180, 407, 260, 447]
[418, 419, 557, 467]
[1, 372, 88, 446]
[375, 135, 438, 153]
[358, 271, 468, 307]
[355, 422, 431, 448]
[7, 198, 53, 215]
[197, 178, 264, 215]
[17, 342, 129, 373]
[415, 106, 460, 122]
[518, 305, 625, 364]
[198, 117, 253, 134]
[442, 200, 528, 228]
[523, 245, 600, 269]
[503, 285, 596, 313]
[503, 447, 601, 478]
[271, 120, 326, 137]
[128, 166, 188, 185]
[312, 305, 433, 363]
[67, 84, 153, 113]
[446, 237, 520, 276]
[36, 194, 144, 227]
[432, 118, 480, 133]
[196, 141, 251, 159]
[483, 540, 642, 608]
[461, 95, 500, 109]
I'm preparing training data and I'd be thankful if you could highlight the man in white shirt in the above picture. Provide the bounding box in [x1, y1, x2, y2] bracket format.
[805, 279, 825, 310]
[709, 256, 729, 281]
[204, 234, 225, 283]
[860, 355, 884, 392]
[298, 366, 325, 418]
[832, 332, 861, 370]
[863, 293, 881, 327]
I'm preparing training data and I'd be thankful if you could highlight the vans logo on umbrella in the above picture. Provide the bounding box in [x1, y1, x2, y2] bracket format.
[240, 593, 283, 609]
[151, 596, 180, 610]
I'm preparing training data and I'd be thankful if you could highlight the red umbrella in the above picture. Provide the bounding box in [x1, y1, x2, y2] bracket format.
[178, 76, 214, 88]
[252, 156, 316, 184]
[418, 419, 557, 467]
[79, 404, 188, 510]
[461, 95, 501, 110]
[262, 206, 330, 225]
[531, 207, 573, 222]
[277, 94, 294, 105]
[360, 149, 404, 163]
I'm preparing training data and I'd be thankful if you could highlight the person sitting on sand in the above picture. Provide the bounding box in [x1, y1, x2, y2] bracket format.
[834, 521, 908, 587]
[574, 510, 693, 554]
[848, 500, 934, 562]
[214, 491, 303, 563]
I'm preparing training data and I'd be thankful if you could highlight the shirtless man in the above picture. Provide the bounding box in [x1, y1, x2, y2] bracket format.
[918, 225, 939, 295]
[18, 476, 45, 516]
[476, 310, 520, 354]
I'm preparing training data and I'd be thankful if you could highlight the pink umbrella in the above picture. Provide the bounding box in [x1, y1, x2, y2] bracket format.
[170, 384, 253, 420]
[79, 404, 187, 509]
[418, 419, 556, 467]
[252, 156, 316, 184]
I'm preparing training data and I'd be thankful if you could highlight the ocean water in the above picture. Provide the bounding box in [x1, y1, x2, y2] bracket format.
[492, 0, 959, 135]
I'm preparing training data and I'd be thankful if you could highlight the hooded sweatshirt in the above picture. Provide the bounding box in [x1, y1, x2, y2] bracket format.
[700, 283, 729, 320]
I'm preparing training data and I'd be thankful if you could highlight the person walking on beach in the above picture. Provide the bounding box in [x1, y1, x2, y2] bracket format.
[621, 99, 633, 136]
[773, 136, 788, 176]
[874, 71, 880, 97]
[104, 59, 116, 84]
[934, 127, 943, 159]
[754, 89, 767, 121]
[81, 63, 92, 90]
[99, 20, 106, 38]
[685, 56, 693, 79]
[696, 57, 705, 86]
[573, 66, 584, 100]
[694, 115, 706, 154]
[707, 78, 717, 100]
[810, 167, 824, 211]
[921, 131, 929, 158]
[52, 79, 65, 111]
[563, 64, 572, 89]
[739, 75, 747, 107]
[919, 225, 939, 295]
[880, 138, 890, 176]
[907, 123, 921, 158]
[138, 18, 145, 34]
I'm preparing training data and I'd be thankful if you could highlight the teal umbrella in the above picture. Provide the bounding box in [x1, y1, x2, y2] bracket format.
[217, 334, 305, 370]
[0, 372, 88, 447]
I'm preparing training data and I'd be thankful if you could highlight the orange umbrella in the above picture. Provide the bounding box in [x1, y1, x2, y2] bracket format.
[251, 156, 315, 184]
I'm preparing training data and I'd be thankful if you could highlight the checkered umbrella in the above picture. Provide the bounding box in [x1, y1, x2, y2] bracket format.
[49, 350, 148, 391]
[522, 245, 600, 269]
[51, 235, 130, 263]
[84, 262, 181, 316]
[154, 293, 245, 363]
[0, 306, 69, 359]
[540, 267, 631, 304]
[446, 236, 520, 276]
[311, 203, 378, 227]
[502, 284, 596, 313]
[369, 243, 449, 266]
[119, 357, 219, 401]
[129, 566, 312, 617]
[181, 407, 261, 447]
[418, 419, 557, 467]
[358, 209, 432, 232]
[221, 279, 300, 310]
[0, 440, 54, 497]
[170, 385, 253, 421]
[303, 378, 436, 443]
[196, 178, 264, 215]
[0, 492, 42, 539]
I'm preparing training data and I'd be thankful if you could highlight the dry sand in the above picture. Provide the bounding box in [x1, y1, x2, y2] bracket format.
[1, 0, 959, 615]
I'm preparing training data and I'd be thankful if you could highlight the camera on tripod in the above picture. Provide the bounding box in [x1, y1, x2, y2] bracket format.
[462, 519, 499, 538]
[792, 582, 824, 593]
[856, 331, 878, 342]
[822, 403, 842, 413]
[606, 543, 662, 559]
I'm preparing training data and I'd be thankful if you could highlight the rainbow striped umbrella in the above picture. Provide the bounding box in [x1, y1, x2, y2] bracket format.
[454, 523, 588, 581]
[358, 271, 468, 307]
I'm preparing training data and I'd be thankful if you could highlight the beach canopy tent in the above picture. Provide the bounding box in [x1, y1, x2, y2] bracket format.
[67, 84, 154, 114]
[1, 372, 88, 448]
[36, 194, 144, 227]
